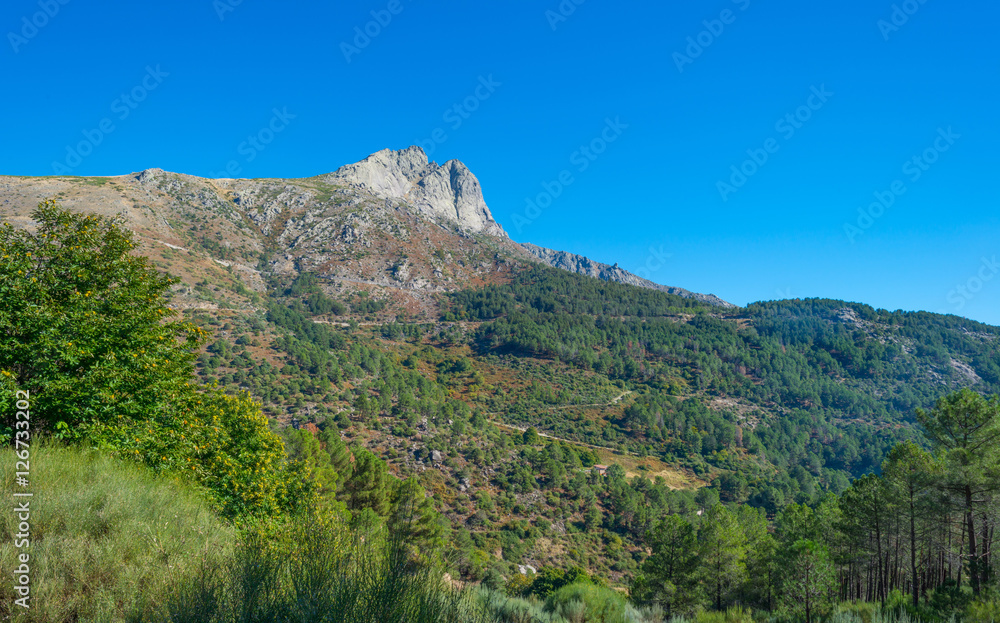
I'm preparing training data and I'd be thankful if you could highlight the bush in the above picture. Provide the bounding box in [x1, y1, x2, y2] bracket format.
[966, 598, 1000, 623]
[0, 444, 233, 622]
[88, 388, 315, 520]
[545, 582, 645, 622]
[158, 512, 490, 623]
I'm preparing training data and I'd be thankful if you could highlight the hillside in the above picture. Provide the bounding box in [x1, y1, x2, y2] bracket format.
[2, 150, 998, 583]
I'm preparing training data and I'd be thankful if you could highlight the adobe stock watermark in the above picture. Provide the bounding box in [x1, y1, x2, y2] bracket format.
[717, 84, 834, 201]
[340, 0, 407, 63]
[946, 256, 999, 312]
[545, 0, 586, 31]
[12, 389, 33, 610]
[7, 0, 70, 53]
[414, 75, 501, 158]
[209, 108, 295, 178]
[633, 246, 673, 281]
[843, 126, 959, 243]
[673, 0, 752, 73]
[877, 0, 930, 41]
[511, 117, 628, 234]
[213, 0, 245, 21]
[51, 65, 169, 175]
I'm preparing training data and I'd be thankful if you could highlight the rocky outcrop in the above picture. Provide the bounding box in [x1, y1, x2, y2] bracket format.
[521, 243, 734, 308]
[328, 146, 506, 237]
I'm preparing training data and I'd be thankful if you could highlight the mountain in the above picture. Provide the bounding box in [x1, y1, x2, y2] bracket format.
[520, 243, 734, 308]
[0, 146, 725, 316]
[328, 146, 507, 238]
[4, 147, 1000, 584]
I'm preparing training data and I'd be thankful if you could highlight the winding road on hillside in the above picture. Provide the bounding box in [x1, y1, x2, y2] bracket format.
[486, 390, 636, 455]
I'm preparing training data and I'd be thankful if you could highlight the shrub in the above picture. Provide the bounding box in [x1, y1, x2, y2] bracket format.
[545, 582, 644, 622]
[88, 387, 315, 520]
[158, 512, 490, 623]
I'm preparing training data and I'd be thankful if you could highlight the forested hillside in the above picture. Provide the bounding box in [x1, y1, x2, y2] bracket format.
[4, 203, 1000, 623]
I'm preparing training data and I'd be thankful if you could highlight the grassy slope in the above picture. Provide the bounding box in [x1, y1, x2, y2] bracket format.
[0, 445, 233, 622]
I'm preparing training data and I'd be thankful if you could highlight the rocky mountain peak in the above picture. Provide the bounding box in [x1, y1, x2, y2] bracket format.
[328, 147, 505, 237]
[521, 243, 735, 308]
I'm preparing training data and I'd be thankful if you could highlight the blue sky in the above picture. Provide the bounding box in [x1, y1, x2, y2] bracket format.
[3, 0, 998, 324]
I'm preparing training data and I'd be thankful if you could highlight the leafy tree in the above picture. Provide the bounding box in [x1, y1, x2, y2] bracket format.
[0, 201, 202, 435]
[528, 566, 589, 598]
[505, 573, 533, 597]
[0, 203, 309, 519]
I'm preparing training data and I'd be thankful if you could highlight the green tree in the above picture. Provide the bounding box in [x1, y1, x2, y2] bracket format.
[583, 504, 603, 532]
[631, 514, 703, 617]
[0, 201, 202, 435]
[318, 426, 352, 476]
[700, 504, 748, 611]
[917, 389, 1000, 594]
[737, 505, 779, 610]
[881, 441, 936, 608]
[838, 474, 891, 602]
[0, 203, 309, 519]
[522, 427, 541, 445]
[283, 427, 340, 498]
[389, 477, 442, 554]
[781, 540, 836, 623]
[343, 447, 389, 515]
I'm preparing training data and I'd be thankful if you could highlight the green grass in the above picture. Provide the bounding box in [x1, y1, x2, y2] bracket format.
[0, 444, 233, 622]
[156, 515, 492, 623]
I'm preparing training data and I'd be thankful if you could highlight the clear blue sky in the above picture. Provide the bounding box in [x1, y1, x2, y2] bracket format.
[3, 0, 998, 324]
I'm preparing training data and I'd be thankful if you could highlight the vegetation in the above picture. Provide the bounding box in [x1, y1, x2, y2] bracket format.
[0, 444, 232, 622]
[630, 390, 1000, 622]
[0, 202, 311, 519]
[4, 202, 1000, 622]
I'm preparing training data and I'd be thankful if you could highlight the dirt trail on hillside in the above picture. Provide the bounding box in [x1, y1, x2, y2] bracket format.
[547, 390, 632, 410]
[487, 389, 637, 454]
[487, 419, 638, 456]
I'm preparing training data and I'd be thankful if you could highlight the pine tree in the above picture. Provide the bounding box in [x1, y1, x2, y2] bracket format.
[882, 441, 937, 607]
[631, 514, 703, 616]
[319, 426, 353, 477]
[283, 428, 339, 498]
[782, 540, 836, 623]
[343, 447, 389, 515]
[699, 504, 748, 611]
[737, 505, 779, 610]
[838, 474, 891, 602]
[917, 389, 1000, 594]
[389, 477, 442, 553]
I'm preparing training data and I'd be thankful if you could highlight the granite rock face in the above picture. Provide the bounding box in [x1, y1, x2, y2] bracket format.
[520, 243, 734, 308]
[329, 147, 506, 237]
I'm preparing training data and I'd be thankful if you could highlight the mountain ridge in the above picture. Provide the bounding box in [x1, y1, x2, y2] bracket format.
[0, 146, 728, 314]
[520, 242, 735, 308]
